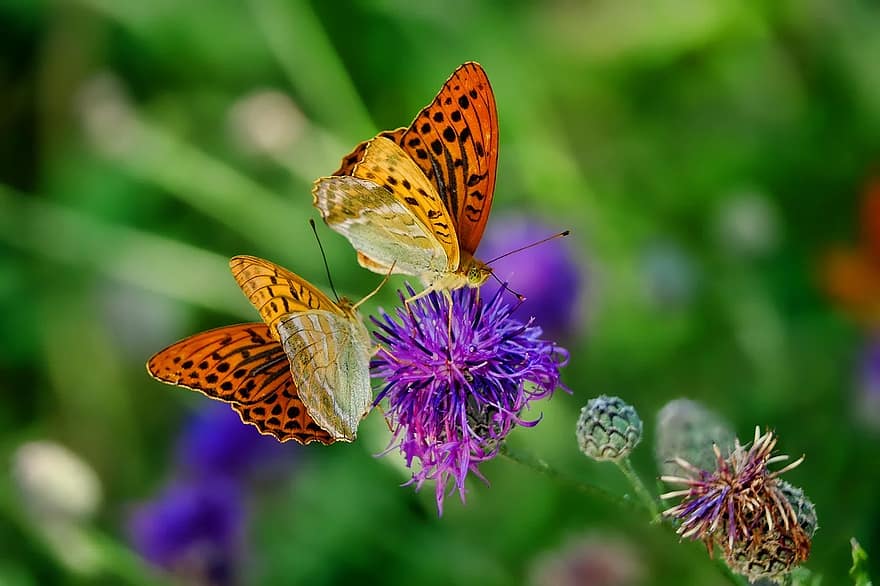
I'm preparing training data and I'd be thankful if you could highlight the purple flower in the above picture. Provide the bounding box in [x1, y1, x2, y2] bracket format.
[856, 336, 880, 428]
[660, 429, 809, 558]
[476, 215, 583, 339]
[371, 286, 568, 513]
[176, 403, 288, 482]
[128, 480, 243, 585]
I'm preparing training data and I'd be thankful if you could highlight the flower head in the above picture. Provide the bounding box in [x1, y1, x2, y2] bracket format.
[176, 403, 289, 482]
[723, 480, 817, 583]
[654, 399, 736, 477]
[660, 428, 813, 581]
[856, 336, 880, 429]
[128, 480, 243, 585]
[576, 396, 642, 462]
[528, 533, 644, 586]
[476, 214, 584, 339]
[371, 286, 568, 513]
[12, 440, 102, 523]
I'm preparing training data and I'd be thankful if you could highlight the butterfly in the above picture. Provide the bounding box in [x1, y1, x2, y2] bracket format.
[313, 62, 498, 298]
[822, 176, 880, 324]
[147, 255, 373, 444]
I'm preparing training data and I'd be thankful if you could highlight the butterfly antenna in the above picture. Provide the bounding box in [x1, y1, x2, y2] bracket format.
[352, 261, 396, 312]
[310, 218, 340, 303]
[485, 230, 571, 264]
[490, 271, 526, 302]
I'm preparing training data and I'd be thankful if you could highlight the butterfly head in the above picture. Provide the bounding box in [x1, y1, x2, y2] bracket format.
[337, 297, 358, 315]
[465, 257, 493, 287]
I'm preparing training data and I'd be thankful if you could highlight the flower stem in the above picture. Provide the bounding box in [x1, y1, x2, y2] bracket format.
[615, 457, 661, 522]
[498, 443, 637, 512]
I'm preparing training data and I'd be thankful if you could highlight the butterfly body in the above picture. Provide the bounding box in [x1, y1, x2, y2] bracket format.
[313, 62, 498, 297]
[148, 256, 374, 444]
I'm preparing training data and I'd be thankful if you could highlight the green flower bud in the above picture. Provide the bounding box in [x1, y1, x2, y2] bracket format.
[576, 396, 642, 461]
[655, 398, 735, 477]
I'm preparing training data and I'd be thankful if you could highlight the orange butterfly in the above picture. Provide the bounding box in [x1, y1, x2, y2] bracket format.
[313, 62, 499, 298]
[147, 256, 374, 445]
[822, 176, 880, 324]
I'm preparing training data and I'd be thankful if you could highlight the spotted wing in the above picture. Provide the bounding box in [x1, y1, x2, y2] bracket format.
[387, 62, 498, 256]
[276, 310, 372, 442]
[351, 137, 459, 264]
[333, 128, 406, 176]
[229, 255, 341, 341]
[147, 323, 334, 444]
[312, 173, 453, 278]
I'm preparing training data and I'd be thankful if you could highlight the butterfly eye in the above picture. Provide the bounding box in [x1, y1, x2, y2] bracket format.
[467, 264, 492, 286]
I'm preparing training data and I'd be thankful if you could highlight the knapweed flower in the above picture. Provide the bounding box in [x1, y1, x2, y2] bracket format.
[856, 336, 880, 429]
[176, 403, 288, 482]
[576, 396, 642, 462]
[371, 286, 568, 513]
[128, 480, 243, 585]
[660, 428, 813, 581]
[654, 399, 735, 477]
[723, 480, 817, 583]
[528, 533, 644, 586]
[476, 214, 583, 339]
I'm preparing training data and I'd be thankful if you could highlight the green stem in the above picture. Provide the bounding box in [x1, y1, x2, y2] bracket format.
[615, 457, 661, 522]
[498, 443, 637, 512]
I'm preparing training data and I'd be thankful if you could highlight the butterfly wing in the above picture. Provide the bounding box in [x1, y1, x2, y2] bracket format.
[314, 137, 458, 278]
[229, 255, 372, 441]
[334, 128, 406, 176]
[385, 62, 498, 256]
[229, 255, 340, 340]
[276, 310, 372, 441]
[147, 323, 334, 444]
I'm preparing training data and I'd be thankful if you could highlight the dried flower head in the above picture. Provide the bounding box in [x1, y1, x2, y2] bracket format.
[660, 428, 812, 581]
[371, 286, 568, 513]
[722, 480, 817, 583]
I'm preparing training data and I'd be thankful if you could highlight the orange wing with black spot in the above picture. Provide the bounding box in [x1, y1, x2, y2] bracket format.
[147, 323, 334, 445]
[333, 62, 498, 256]
[229, 255, 341, 341]
[334, 128, 406, 176]
[390, 62, 498, 255]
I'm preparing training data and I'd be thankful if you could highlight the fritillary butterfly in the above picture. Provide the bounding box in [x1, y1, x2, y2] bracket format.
[148, 256, 373, 443]
[313, 62, 499, 297]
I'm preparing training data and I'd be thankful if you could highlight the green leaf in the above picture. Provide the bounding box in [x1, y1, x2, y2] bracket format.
[851, 538, 874, 586]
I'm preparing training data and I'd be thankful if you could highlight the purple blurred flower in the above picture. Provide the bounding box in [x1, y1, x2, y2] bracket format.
[857, 336, 880, 429]
[476, 215, 583, 339]
[528, 534, 644, 586]
[128, 480, 243, 585]
[371, 286, 568, 514]
[176, 403, 288, 482]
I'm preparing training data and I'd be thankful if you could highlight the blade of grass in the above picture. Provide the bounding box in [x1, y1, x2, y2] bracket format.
[0, 184, 248, 317]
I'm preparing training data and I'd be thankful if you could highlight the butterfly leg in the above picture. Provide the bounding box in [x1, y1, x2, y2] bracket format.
[443, 289, 454, 343]
[404, 284, 437, 304]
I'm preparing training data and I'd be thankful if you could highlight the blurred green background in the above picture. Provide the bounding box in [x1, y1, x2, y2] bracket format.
[2, 1, 880, 584]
